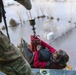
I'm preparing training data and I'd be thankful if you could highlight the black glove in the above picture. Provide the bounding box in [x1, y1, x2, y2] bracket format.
[46, 60, 52, 68]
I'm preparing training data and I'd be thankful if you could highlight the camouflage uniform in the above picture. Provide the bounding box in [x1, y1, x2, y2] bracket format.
[0, 31, 33, 75]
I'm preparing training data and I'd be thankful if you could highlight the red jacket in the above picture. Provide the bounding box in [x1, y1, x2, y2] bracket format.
[34, 39, 64, 69]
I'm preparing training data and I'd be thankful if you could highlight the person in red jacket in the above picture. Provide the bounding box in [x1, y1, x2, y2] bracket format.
[21, 37, 69, 69]
[34, 38, 69, 69]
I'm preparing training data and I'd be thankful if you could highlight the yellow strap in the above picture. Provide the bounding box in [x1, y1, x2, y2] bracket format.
[66, 65, 72, 70]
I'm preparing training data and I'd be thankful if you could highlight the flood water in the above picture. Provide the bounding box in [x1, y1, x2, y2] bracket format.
[50, 28, 76, 69]
[1, 17, 76, 70]
[0, 1, 76, 70]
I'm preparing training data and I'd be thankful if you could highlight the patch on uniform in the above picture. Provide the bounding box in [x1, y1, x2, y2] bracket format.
[40, 69, 50, 75]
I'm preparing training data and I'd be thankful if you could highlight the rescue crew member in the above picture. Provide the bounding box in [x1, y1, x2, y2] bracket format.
[21, 37, 69, 69]
[0, 0, 33, 75]
[34, 38, 69, 69]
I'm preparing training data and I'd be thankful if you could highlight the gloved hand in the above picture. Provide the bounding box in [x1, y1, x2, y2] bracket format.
[46, 60, 52, 68]
[49, 54, 55, 62]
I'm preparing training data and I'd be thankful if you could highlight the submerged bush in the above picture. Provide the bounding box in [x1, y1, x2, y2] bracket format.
[50, 17, 54, 20]
[2, 26, 6, 30]
[9, 18, 18, 27]
[57, 18, 60, 21]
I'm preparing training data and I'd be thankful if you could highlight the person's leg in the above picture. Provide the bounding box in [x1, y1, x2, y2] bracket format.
[21, 38, 33, 63]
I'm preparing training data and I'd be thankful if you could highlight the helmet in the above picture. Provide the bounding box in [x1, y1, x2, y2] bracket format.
[56, 50, 69, 66]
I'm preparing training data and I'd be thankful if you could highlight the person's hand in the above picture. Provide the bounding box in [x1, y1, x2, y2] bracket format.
[50, 56, 56, 63]
[36, 45, 41, 51]
[46, 60, 53, 68]
[36, 35, 40, 39]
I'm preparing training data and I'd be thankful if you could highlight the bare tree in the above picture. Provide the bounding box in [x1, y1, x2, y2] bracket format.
[36, 7, 40, 18]
[17, 11, 23, 26]
[46, 7, 52, 19]
[40, 7, 44, 16]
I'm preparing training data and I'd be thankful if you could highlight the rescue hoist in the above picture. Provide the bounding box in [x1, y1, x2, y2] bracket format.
[29, 11, 41, 52]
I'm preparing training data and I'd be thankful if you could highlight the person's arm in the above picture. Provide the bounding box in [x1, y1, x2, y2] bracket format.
[38, 38, 56, 53]
[34, 51, 47, 68]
